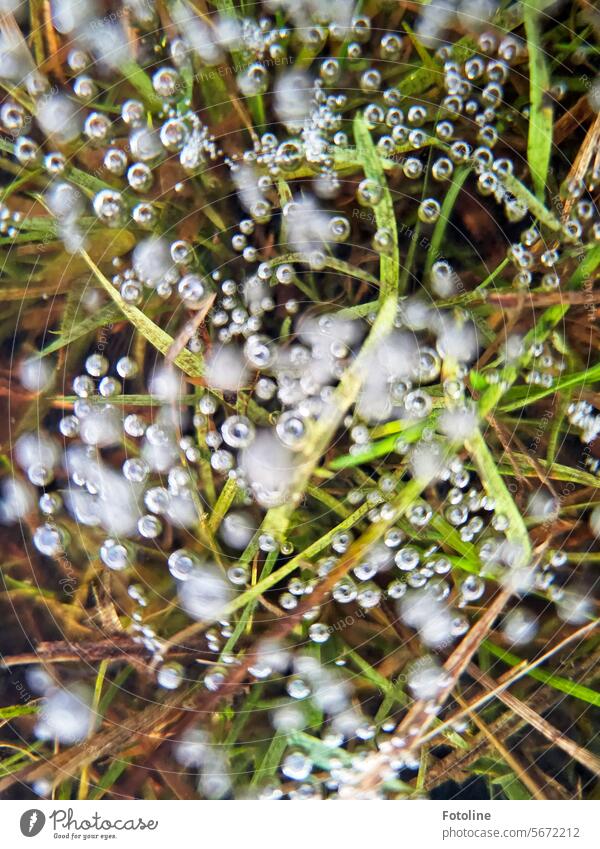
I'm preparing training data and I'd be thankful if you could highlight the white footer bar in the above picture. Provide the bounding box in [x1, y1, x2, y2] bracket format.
[1, 799, 598, 848]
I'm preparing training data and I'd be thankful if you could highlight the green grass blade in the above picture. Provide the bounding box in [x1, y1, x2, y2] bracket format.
[40, 302, 122, 357]
[0, 703, 39, 720]
[524, 0, 553, 200]
[484, 641, 600, 707]
[80, 250, 204, 378]
[464, 428, 531, 561]
[424, 166, 471, 277]
[353, 114, 400, 299]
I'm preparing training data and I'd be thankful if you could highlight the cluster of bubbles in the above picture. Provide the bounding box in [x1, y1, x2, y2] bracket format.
[1, 0, 598, 798]
[568, 401, 600, 446]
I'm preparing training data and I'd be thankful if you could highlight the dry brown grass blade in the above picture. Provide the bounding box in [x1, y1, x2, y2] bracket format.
[356, 621, 600, 798]
[488, 415, 534, 491]
[166, 293, 215, 366]
[0, 636, 206, 668]
[553, 95, 593, 145]
[422, 684, 560, 792]
[454, 692, 548, 799]
[561, 111, 600, 220]
[41, 0, 65, 82]
[491, 415, 558, 497]
[467, 663, 600, 777]
[347, 586, 513, 797]
[417, 619, 600, 748]
[151, 754, 199, 800]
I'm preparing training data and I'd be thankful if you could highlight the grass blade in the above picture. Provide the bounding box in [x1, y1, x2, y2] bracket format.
[80, 250, 204, 378]
[353, 113, 400, 299]
[524, 0, 553, 200]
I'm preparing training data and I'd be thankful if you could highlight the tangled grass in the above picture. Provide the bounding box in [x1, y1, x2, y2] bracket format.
[0, 0, 599, 801]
